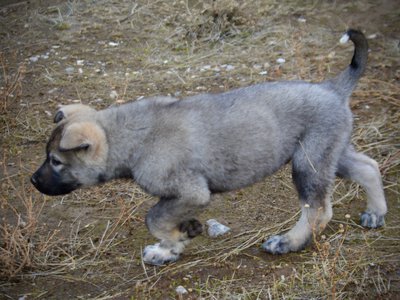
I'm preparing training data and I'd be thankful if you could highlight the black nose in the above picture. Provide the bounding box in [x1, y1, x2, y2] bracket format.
[31, 173, 38, 186]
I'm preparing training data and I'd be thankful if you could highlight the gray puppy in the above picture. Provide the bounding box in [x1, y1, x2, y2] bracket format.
[31, 29, 387, 265]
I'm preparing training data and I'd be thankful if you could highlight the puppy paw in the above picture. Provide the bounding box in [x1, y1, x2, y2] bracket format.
[179, 219, 203, 238]
[143, 243, 179, 266]
[360, 212, 385, 228]
[262, 235, 291, 255]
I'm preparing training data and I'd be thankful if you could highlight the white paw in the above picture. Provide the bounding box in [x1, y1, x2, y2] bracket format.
[262, 235, 291, 254]
[143, 243, 180, 266]
[360, 212, 385, 228]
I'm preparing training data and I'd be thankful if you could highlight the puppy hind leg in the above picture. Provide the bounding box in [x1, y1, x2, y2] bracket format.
[263, 143, 335, 255]
[337, 147, 386, 228]
[263, 178, 333, 254]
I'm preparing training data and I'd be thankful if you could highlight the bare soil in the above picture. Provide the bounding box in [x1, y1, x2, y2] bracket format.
[1, 0, 399, 299]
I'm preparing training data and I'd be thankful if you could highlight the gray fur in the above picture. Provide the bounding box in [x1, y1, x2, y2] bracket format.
[31, 29, 387, 265]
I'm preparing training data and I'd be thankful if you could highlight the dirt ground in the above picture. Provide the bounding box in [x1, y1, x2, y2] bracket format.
[1, 0, 399, 299]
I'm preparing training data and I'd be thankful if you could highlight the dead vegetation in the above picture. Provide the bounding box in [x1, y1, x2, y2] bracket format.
[1, 0, 399, 299]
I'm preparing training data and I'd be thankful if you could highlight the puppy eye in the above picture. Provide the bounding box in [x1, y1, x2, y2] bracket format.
[51, 157, 63, 166]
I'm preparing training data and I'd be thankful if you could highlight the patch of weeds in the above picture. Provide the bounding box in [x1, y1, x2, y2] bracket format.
[0, 53, 25, 114]
[34, 1, 77, 30]
[0, 160, 61, 280]
[169, 0, 252, 43]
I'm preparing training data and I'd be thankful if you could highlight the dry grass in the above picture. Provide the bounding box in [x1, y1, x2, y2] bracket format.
[1, 0, 399, 299]
[0, 158, 60, 280]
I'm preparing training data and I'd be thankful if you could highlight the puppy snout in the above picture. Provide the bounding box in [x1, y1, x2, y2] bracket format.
[31, 173, 39, 186]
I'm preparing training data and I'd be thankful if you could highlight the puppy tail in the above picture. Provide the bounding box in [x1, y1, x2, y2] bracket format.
[330, 29, 368, 98]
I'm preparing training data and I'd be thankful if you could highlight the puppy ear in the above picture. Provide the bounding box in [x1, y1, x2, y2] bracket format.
[54, 104, 96, 123]
[59, 122, 108, 163]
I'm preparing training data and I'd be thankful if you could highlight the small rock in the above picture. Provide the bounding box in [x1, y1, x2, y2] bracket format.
[206, 219, 231, 237]
[108, 41, 119, 47]
[76, 60, 85, 66]
[297, 16, 306, 23]
[65, 67, 75, 74]
[110, 90, 118, 100]
[276, 58, 285, 64]
[29, 56, 39, 62]
[176, 285, 188, 295]
[222, 64, 235, 71]
[200, 65, 211, 72]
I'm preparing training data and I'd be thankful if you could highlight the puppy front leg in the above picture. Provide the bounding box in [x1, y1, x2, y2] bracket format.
[143, 182, 210, 265]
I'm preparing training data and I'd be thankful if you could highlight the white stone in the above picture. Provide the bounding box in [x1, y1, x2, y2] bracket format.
[65, 67, 75, 74]
[206, 219, 231, 237]
[108, 41, 119, 47]
[276, 58, 285, 64]
[29, 56, 39, 62]
[110, 90, 118, 100]
[176, 285, 188, 295]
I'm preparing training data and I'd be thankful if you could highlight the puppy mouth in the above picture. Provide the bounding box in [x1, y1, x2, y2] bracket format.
[31, 173, 81, 196]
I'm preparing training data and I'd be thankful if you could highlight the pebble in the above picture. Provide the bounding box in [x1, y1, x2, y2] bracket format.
[276, 58, 286, 64]
[29, 56, 39, 62]
[297, 16, 307, 23]
[200, 65, 211, 72]
[65, 67, 75, 74]
[206, 219, 231, 237]
[108, 41, 119, 47]
[110, 90, 118, 100]
[222, 64, 235, 71]
[176, 285, 188, 295]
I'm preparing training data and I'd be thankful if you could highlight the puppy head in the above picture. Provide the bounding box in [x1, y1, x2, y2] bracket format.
[31, 116, 109, 196]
